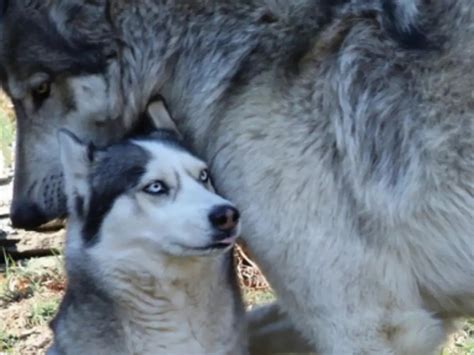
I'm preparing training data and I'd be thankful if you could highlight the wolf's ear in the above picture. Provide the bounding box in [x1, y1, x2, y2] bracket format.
[58, 129, 93, 215]
[146, 99, 182, 137]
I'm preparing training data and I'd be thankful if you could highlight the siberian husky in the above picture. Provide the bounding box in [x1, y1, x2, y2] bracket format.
[48, 101, 247, 355]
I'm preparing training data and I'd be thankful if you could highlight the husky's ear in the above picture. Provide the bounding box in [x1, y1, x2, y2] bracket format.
[58, 129, 93, 216]
[146, 99, 182, 137]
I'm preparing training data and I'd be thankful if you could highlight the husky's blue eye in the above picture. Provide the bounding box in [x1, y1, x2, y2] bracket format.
[143, 181, 168, 195]
[199, 169, 210, 183]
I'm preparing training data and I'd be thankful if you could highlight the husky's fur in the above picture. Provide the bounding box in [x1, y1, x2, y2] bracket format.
[48, 103, 247, 355]
[1, 0, 473, 353]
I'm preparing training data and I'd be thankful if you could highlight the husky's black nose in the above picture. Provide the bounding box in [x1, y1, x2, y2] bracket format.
[10, 202, 48, 230]
[209, 205, 240, 232]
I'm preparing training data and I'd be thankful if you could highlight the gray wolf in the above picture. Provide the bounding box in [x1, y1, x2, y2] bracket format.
[48, 100, 247, 355]
[1, 0, 473, 353]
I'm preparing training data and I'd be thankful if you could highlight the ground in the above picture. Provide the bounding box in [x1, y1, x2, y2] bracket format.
[1, 93, 473, 354]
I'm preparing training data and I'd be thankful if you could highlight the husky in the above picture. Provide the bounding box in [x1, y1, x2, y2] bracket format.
[48, 100, 247, 355]
[1, 0, 473, 354]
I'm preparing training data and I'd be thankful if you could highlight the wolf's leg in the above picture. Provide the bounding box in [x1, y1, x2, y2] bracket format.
[327, 309, 446, 355]
[267, 247, 448, 355]
[287, 298, 447, 355]
[247, 303, 316, 354]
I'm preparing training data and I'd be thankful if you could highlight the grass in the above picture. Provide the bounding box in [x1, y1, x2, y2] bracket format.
[0, 253, 34, 304]
[0, 256, 64, 354]
[243, 288, 276, 309]
[0, 254, 65, 307]
[27, 299, 60, 328]
[0, 328, 18, 353]
[443, 319, 474, 355]
[0, 252, 64, 306]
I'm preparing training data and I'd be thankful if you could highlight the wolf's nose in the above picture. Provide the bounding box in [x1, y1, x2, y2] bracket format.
[10, 201, 48, 230]
[209, 205, 240, 232]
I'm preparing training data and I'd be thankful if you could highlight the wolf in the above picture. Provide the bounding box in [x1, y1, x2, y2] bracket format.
[48, 100, 247, 355]
[1, 0, 473, 353]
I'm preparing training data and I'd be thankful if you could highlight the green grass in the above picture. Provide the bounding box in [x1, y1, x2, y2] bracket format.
[442, 319, 474, 355]
[0, 256, 63, 353]
[27, 299, 59, 328]
[243, 288, 276, 309]
[0, 254, 64, 305]
[0, 253, 35, 304]
[0, 328, 18, 353]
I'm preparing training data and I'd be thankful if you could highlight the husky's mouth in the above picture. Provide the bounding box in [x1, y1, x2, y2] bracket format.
[206, 243, 233, 250]
[191, 233, 239, 252]
[207, 240, 236, 249]
[169, 230, 239, 256]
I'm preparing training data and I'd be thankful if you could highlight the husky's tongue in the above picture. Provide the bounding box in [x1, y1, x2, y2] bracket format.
[217, 236, 237, 245]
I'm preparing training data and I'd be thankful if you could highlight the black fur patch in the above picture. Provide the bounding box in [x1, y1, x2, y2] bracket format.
[87, 143, 95, 163]
[75, 195, 85, 219]
[319, 0, 350, 20]
[81, 142, 149, 246]
[382, 0, 430, 50]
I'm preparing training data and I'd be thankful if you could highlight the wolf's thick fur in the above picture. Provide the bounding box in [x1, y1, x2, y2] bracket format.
[1, 0, 473, 353]
[49, 108, 246, 354]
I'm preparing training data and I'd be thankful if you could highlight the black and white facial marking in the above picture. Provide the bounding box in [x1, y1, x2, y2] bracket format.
[82, 142, 150, 245]
[59, 131, 150, 246]
[93, 138, 239, 257]
[59, 126, 240, 255]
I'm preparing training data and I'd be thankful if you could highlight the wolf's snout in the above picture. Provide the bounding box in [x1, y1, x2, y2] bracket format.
[10, 201, 48, 230]
[208, 205, 240, 232]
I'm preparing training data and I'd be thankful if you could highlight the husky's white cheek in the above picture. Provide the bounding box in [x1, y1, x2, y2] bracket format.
[134, 195, 209, 250]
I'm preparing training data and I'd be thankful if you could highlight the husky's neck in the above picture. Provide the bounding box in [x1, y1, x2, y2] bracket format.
[112, 0, 316, 144]
[70, 246, 242, 353]
[110, 254, 241, 353]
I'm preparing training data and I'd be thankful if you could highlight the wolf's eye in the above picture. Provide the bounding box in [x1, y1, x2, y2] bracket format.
[143, 181, 169, 195]
[199, 169, 210, 183]
[32, 81, 51, 102]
